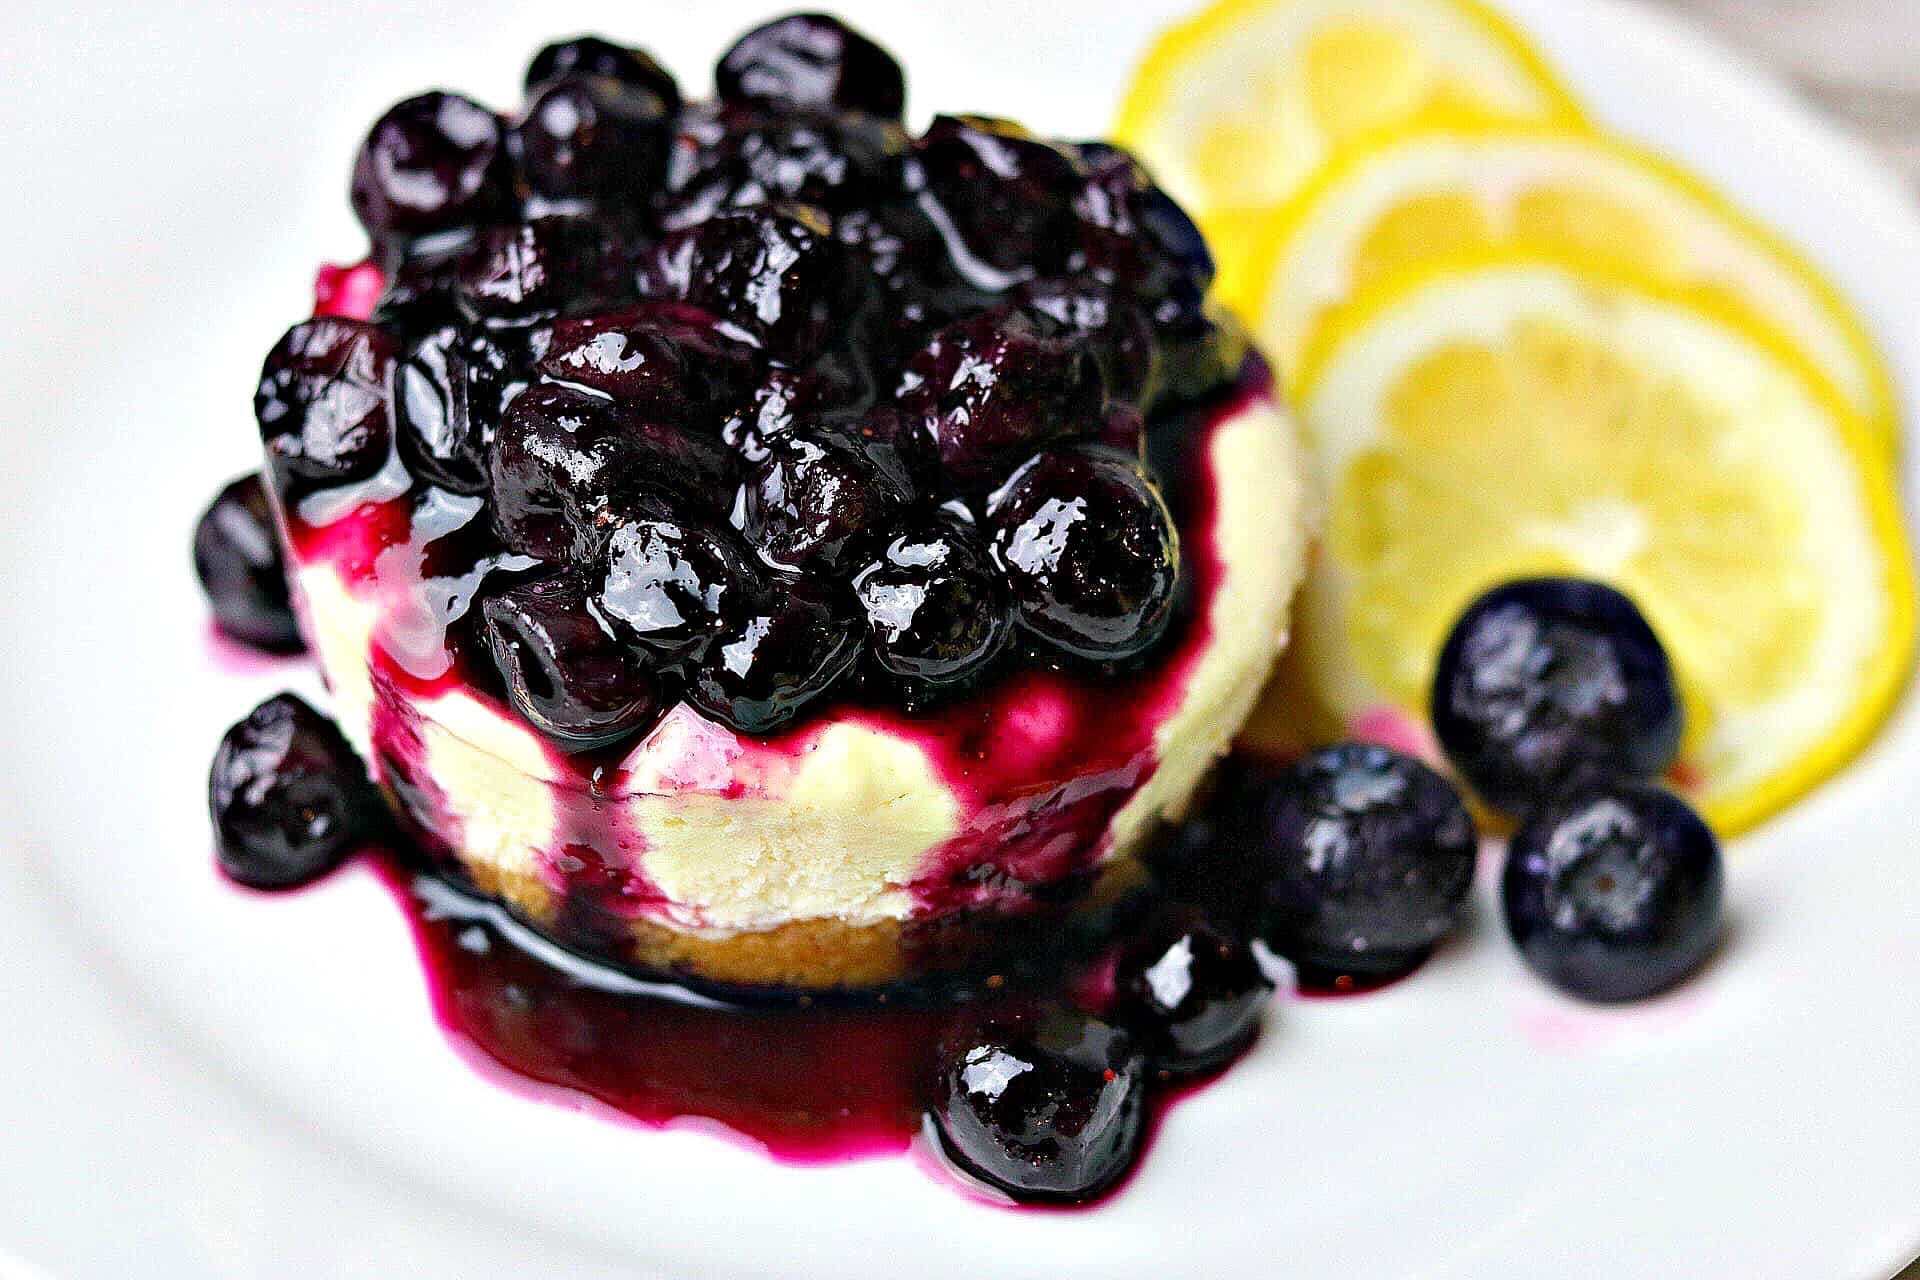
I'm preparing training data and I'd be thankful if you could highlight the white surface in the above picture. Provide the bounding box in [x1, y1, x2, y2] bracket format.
[1, 1, 1917, 1276]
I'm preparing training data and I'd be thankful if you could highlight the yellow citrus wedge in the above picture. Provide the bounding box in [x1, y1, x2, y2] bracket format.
[1243, 248, 1914, 836]
[1113, 0, 1584, 221]
[1238, 119, 1898, 447]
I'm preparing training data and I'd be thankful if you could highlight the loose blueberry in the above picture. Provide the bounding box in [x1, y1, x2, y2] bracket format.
[910, 115, 1083, 289]
[455, 216, 620, 323]
[1241, 743, 1478, 978]
[482, 572, 664, 748]
[208, 693, 381, 889]
[986, 444, 1180, 663]
[517, 75, 674, 208]
[684, 575, 860, 733]
[255, 317, 400, 487]
[593, 497, 760, 662]
[1503, 783, 1723, 1002]
[852, 513, 1011, 696]
[716, 13, 906, 118]
[193, 473, 304, 653]
[1432, 577, 1684, 815]
[350, 92, 514, 246]
[929, 1005, 1147, 1204]
[897, 303, 1108, 488]
[732, 430, 914, 571]
[1110, 910, 1272, 1076]
[524, 36, 680, 108]
[536, 302, 756, 421]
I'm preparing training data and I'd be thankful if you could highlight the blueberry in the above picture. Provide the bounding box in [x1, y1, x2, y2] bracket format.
[455, 216, 620, 323]
[684, 575, 859, 734]
[1071, 144, 1213, 338]
[208, 692, 381, 889]
[482, 572, 664, 748]
[368, 243, 466, 340]
[1503, 783, 1723, 1002]
[393, 324, 496, 494]
[593, 497, 761, 662]
[638, 208, 862, 361]
[1238, 744, 1478, 977]
[1432, 578, 1684, 815]
[255, 317, 400, 487]
[536, 302, 756, 421]
[662, 104, 906, 229]
[909, 115, 1083, 289]
[732, 430, 914, 572]
[1110, 910, 1272, 1076]
[896, 303, 1108, 488]
[985, 444, 1180, 663]
[193, 473, 304, 653]
[1017, 278, 1159, 409]
[716, 13, 906, 118]
[929, 1005, 1147, 1204]
[524, 36, 680, 108]
[489, 382, 735, 562]
[852, 513, 1011, 696]
[350, 92, 514, 245]
[517, 75, 674, 208]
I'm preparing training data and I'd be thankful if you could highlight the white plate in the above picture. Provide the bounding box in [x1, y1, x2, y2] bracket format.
[3, 1, 1918, 1276]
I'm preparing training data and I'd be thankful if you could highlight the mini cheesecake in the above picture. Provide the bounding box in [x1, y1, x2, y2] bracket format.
[255, 17, 1312, 988]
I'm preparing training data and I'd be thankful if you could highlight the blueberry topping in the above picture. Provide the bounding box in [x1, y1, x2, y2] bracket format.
[517, 75, 675, 208]
[1433, 577, 1684, 815]
[1244, 744, 1478, 977]
[1111, 910, 1272, 1076]
[1503, 783, 1723, 1002]
[524, 36, 680, 108]
[536, 303, 755, 421]
[593, 497, 760, 662]
[209, 693, 381, 889]
[929, 1005, 1147, 1203]
[986, 444, 1180, 663]
[482, 572, 664, 748]
[910, 115, 1082, 288]
[1072, 144, 1214, 338]
[193, 473, 304, 653]
[684, 574, 859, 734]
[1018, 278, 1159, 409]
[455, 217, 620, 323]
[255, 317, 400, 487]
[662, 106, 905, 230]
[732, 430, 914, 571]
[852, 513, 1011, 696]
[716, 14, 906, 118]
[393, 324, 496, 494]
[350, 92, 514, 246]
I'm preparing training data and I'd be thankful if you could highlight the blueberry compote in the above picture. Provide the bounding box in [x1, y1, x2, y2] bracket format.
[203, 13, 1283, 1208]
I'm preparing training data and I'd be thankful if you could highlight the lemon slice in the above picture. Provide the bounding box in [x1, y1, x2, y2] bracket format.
[1114, 0, 1583, 220]
[1253, 249, 1913, 835]
[1240, 120, 1898, 446]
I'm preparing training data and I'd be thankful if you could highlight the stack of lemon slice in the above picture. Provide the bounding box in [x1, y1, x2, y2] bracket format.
[1116, 0, 1913, 834]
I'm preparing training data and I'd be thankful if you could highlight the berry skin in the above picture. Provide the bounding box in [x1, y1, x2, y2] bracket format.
[193, 473, 303, 653]
[986, 445, 1181, 663]
[1432, 578, 1684, 815]
[524, 36, 680, 108]
[593, 497, 761, 663]
[481, 572, 664, 749]
[716, 13, 906, 118]
[684, 575, 860, 733]
[1503, 783, 1723, 1003]
[517, 75, 675, 208]
[255, 317, 401, 488]
[392, 324, 499, 495]
[1071, 143, 1214, 339]
[1017, 278, 1159, 410]
[1110, 910, 1272, 1077]
[929, 1005, 1148, 1204]
[208, 693, 381, 889]
[732, 430, 914, 572]
[909, 115, 1083, 289]
[662, 104, 906, 230]
[851, 514, 1011, 696]
[350, 92, 514, 245]
[455, 216, 620, 323]
[896, 303, 1108, 489]
[1244, 744, 1478, 978]
[536, 303, 756, 422]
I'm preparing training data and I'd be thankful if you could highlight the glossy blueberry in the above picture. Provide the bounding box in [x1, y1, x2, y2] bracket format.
[350, 92, 514, 244]
[732, 430, 914, 572]
[255, 317, 400, 487]
[489, 382, 735, 562]
[910, 115, 1083, 288]
[517, 75, 674, 207]
[536, 302, 756, 421]
[986, 445, 1180, 663]
[368, 243, 466, 340]
[852, 514, 1011, 695]
[1242, 743, 1478, 977]
[1504, 783, 1723, 1002]
[392, 324, 499, 494]
[929, 1005, 1148, 1204]
[1017, 278, 1158, 409]
[638, 208, 862, 360]
[716, 13, 906, 118]
[209, 693, 380, 889]
[524, 36, 680, 107]
[684, 575, 859, 733]
[1110, 909, 1272, 1076]
[662, 104, 905, 229]
[1432, 577, 1684, 815]
[593, 496, 760, 662]
[482, 572, 664, 748]
[455, 216, 619, 323]
[897, 303, 1108, 488]
[1072, 143, 1213, 338]
[193, 473, 304, 653]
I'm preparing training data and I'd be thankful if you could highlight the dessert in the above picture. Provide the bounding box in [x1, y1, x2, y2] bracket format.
[255, 16, 1309, 989]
